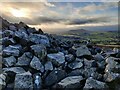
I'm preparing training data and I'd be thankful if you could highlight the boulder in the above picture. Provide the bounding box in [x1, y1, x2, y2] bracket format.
[47, 52, 65, 66]
[76, 45, 91, 57]
[94, 53, 105, 61]
[31, 44, 47, 60]
[29, 34, 50, 47]
[0, 73, 7, 88]
[14, 71, 33, 89]
[45, 61, 54, 71]
[2, 37, 16, 46]
[56, 76, 83, 89]
[3, 56, 16, 67]
[2, 30, 14, 37]
[3, 45, 22, 56]
[83, 77, 108, 89]
[16, 52, 32, 66]
[9, 25, 17, 31]
[45, 69, 67, 86]
[65, 54, 75, 63]
[30, 56, 44, 73]
[84, 59, 95, 69]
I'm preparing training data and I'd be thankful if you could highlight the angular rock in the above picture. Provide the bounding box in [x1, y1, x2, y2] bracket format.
[68, 60, 83, 70]
[45, 61, 53, 71]
[83, 77, 108, 89]
[94, 53, 104, 61]
[3, 56, 16, 67]
[45, 69, 67, 86]
[65, 54, 75, 63]
[47, 52, 65, 66]
[76, 45, 91, 57]
[68, 69, 83, 76]
[56, 76, 83, 89]
[3, 67, 26, 74]
[2, 30, 14, 37]
[29, 34, 50, 47]
[84, 59, 95, 69]
[0, 73, 7, 88]
[14, 71, 33, 89]
[30, 56, 44, 72]
[16, 52, 32, 66]
[2, 37, 16, 46]
[31, 44, 47, 60]
[3, 45, 22, 56]
[9, 25, 17, 31]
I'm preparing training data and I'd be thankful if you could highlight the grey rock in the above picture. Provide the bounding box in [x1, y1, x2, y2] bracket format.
[14, 71, 33, 89]
[30, 56, 44, 72]
[3, 56, 16, 67]
[45, 69, 67, 86]
[3, 67, 26, 74]
[57, 76, 83, 89]
[29, 34, 50, 46]
[68, 60, 83, 70]
[84, 59, 95, 69]
[2, 37, 16, 46]
[76, 45, 91, 57]
[47, 52, 65, 66]
[16, 52, 32, 66]
[65, 54, 75, 62]
[3, 45, 22, 56]
[83, 77, 108, 89]
[31, 44, 47, 60]
[68, 69, 83, 76]
[9, 25, 17, 31]
[2, 30, 14, 37]
[45, 61, 53, 71]
[0, 73, 7, 88]
[94, 53, 104, 61]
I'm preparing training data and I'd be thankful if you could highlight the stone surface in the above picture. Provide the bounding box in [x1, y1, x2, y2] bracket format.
[3, 56, 16, 67]
[65, 54, 75, 63]
[83, 77, 108, 89]
[45, 61, 53, 71]
[14, 71, 33, 89]
[76, 45, 91, 57]
[47, 52, 65, 66]
[56, 76, 83, 89]
[31, 44, 47, 60]
[30, 56, 44, 72]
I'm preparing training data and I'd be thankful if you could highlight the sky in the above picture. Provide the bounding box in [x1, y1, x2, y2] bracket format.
[0, 1, 118, 33]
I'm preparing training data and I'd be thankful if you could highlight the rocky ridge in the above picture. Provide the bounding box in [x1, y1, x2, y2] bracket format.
[0, 17, 120, 90]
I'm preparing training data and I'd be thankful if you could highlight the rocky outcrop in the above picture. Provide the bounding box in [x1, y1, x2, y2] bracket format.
[1, 17, 120, 90]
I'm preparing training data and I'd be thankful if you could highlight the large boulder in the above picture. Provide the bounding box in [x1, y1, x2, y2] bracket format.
[47, 52, 65, 66]
[3, 56, 16, 67]
[76, 45, 91, 57]
[29, 34, 50, 47]
[14, 71, 33, 89]
[30, 44, 47, 60]
[30, 56, 44, 73]
[3, 45, 22, 57]
[56, 76, 83, 89]
[16, 52, 32, 66]
[83, 77, 108, 89]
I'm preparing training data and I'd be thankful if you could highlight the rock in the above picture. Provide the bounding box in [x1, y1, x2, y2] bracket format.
[84, 59, 95, 69]
[116, 51, 120, 58]
[45, 61, 54, 71]
[16, 52, 32, 66]
[3, 67, 26, 74]
[14, 71, 33, 89]
[45, 69, 67, 86]
[76, 45, 91, 57]
[47, 52, 65, 66]
[83, 77, 108, 89]
[65, 54, 75, 63]
[9, 25, 17, 31]
[68, 60, 83, 70]
[68, 69, 83, 76]
[95, 47, 102, 53]
[56, 76, 83, 89]
[30, 56, 44, 73]
[27, 27, 38, 35]
[2, 37, 16, 46]
[3, 45, 22, 56]
[31, 44, 47, 60]
[3, 56, 16, 67]
[29, 34, 50, 47]
[94, 53, 104, 61]
[0, 73, 7, 88]
[2, 30, 14, 37]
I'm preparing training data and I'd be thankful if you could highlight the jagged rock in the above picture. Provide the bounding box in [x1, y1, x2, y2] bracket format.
[0, 73, 7, 88]
[29, 34, 50, 47]
[116, 51, 120, 58]
[68, 69, 83, 76]
[45, 61, 53, 71]
[47, 52, 65, 66]
[14, 71, 33, 89]
[16, 52, 32, 66]
[84, 59, 95, 69]
[65, 54, 75, 63]
[95, 47, 102, 53]
[2, 30, 14, 37]
[45, 69, 67, 86]
[3, 45, 22, 56]
[3, 67, 26, 74]
[3, 56, 16, 67]
[83, 77, 108, 89]
[9, 25, 17, 31]
[31, 44, 47, 60]
[30, 56, 44, 72]
[68, 60, 83, 70]
[2, 37, 16, 46]
[76, 45, 91, 57]
[56, 76, 83, 89]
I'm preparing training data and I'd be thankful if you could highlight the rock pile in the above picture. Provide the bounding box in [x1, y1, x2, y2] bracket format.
[0, 17, 120, 90]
